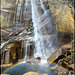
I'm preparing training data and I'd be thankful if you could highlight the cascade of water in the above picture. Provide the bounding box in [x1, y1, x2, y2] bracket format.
[31, 0, 57, 59]
[16, 0, 22, 21]
[31, 0, 43, 58]
[24, 38, 32, 60]
[20, 46, 22, 59]
[24, 40, 28, 60]
[23, 0, 29, 20]
[15, 0, 23, 32]
[40, 0, 46, 12]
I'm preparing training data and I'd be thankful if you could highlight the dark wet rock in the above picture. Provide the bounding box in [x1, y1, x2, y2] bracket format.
[57, 59, 73, 71]
[37, 6, 44, 16]
[1, 27, 25, 42]
[54, 55, 65, 63]
[47, 48, 67, 63]
[1, 29, 10, 42]
[35, 57, 41, 60]
[29, 44, 34, 57]
[26, 61, 31, 64]
[1, 39, 24, 64]
[68, 60, 73, 65]
[25, 41, 34, 59]
[47, 42, 74, 73]
[53, 56, 74, 73]
[48, 42, 72, 62]
[63, 58, 69, 63]
[9, 29, 24, 37]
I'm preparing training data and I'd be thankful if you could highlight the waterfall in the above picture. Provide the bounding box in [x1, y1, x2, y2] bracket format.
[31, 0, 57, 59]
[23, 0, 28, 20]
[16, 0, 22, 21]
[24, 40, 28, 60]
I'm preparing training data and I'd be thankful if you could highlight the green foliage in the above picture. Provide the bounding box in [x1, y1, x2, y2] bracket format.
[69, 49, 73, 52]
[68, 0, 74, 6]
[67, 55, 73, 59]
[53, 29, 56, 34]
[71, 3, 74, 6]
[71, 39, 75, 43]
[67, 55, 70, 59]
[67, 49, 74, 59]
[46, 5, 49, 9]
[73, 53, 75, 55]
[71, 55, 73, 59]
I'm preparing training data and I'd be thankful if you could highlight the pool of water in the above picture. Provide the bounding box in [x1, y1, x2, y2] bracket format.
[2, 60, 68, 75]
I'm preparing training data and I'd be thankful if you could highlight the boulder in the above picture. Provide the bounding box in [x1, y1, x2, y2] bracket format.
[47, 43, 72, 63]
[23, 72, 48, 75]
[35, 57, 41, 60]
[68, 64, 74, 69]
[37, 6, 44, 16]
[47, 48, 65, 63]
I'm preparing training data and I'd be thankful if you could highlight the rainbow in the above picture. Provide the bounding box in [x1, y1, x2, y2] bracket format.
[50, 62, 69, 72]
[2, 60, 69, 74]
[2, 61, 27, 74]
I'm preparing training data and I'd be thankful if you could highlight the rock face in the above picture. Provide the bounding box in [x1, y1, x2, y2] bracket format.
[1, 29, 10, 42]
[43, 0, 74, 34]
[48, 42, 74, 73]
[1, 0, 33, 64]
[55, 5, 74, 34]
[1, 0, 32, 29]
[1, 0, 18, 28]
[58, 32, 72, 45]
[35, 57, 41, 60]
[1, 0, 32, 42]
[1, 40, 24, 64]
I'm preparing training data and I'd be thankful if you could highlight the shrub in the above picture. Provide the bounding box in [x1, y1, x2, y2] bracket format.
[46, 5, 49, 9]
[71, 39, 75, 42]
[67, 49, 74, 59]
[53, 29, 56, 34]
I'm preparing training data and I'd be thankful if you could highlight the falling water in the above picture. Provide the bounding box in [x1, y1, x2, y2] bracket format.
[23, 0, 28, 20]
[31, 0, 58, 59]
[16, 0, 22, 21]
[24, 40, 28, 60]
